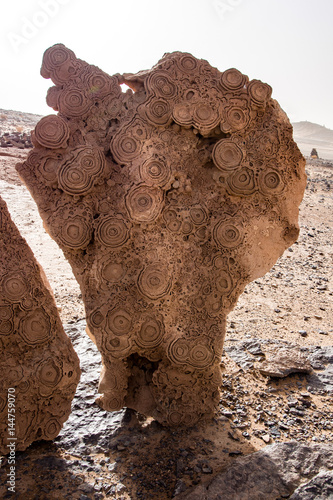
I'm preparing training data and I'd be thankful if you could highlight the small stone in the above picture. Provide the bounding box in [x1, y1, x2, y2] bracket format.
[173, 480, 187, 496]
[78, 484, 95, 494]
[261, 434, 271, 443]
[202, 464, 213, 474]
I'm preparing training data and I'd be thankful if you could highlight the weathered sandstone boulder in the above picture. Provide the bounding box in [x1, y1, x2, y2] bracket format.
[0, 196, 80, 453]
[17, 44, 306, 425]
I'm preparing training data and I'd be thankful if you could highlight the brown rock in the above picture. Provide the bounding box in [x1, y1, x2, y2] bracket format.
[177, 442, 333, 500]
[0, 196, 80, 454]
[16, 44, 306, 426]
[258, 347, 312, 378]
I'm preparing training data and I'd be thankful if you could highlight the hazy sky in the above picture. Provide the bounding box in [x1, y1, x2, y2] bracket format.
[1, 0, 332, 128]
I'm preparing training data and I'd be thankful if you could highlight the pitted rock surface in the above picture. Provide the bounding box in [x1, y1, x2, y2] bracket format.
[17, 44, 306, 426]
[0, 196, 80, 454]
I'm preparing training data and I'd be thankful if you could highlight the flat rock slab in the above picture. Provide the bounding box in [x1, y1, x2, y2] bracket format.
[258, 346, 312, 378]
[289, 470, 333, 500]
[224, 338, 332, 393]
[177, 442, 333, 500]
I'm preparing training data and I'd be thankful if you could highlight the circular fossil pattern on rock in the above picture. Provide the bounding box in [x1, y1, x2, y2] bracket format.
[140, 158, 171, 186]
[216, 270, 233, 294]
[143, 97, 172, 126]
[46, 86, 61, 110]
[212, 139, 243, 171]
[220, 68, 248, 91]
[34, 115, 70, 149]
[0, 304, 13, 321]
[87, 71, 120, 99]
[226, 167, 257, 195]
[259, 169, 285, 195]
[177, 54, 198, 74]
[172, 103, 193, 127]
[0, 319, 14, 335]
[90, 308, 105, 328]
[190, 206, 208, 225]
[167, 219, 182, 232]
[43, 418, 62, 439]
[181, 220, 193, 234]
[58, 217, 92, 249]
[96, 216, 130, 248]
[39, 157, 60, 185]
[58, 146, 106, 195]
[41, 44, 74, 73]
[225, 106, 250, 132]
[2, 273, 28, 302]
[107, 307, 132, 336]
[146, 71, 177, 99]
[188, 342, 214, 369]
[111, 130, 141, 164]
[58, 87, 92, 117]
[101, 261, 126, 282]
[103, 334, 133, 358]
[213, 218, 244, 249]
[248, 80, 272, 106]
[58, 165, 92, 195]
[19, 308, 51, 345]
[167, 338, 190, 365]
[138, 264, 172, 300]
[137, 317, 164, 349]
[192, 102, 220, 131]
[125, 185, 164, 223]
[37, 358, 62, 387]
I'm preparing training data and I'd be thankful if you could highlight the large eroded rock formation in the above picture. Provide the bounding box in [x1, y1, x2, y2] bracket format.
[0, 196, 80, 453]
[17, 44, 306, 425]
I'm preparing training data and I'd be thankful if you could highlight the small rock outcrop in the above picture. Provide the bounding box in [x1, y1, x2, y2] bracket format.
[310, 147, 319, 158]
[0, 131, 32, 149]
[258, 346, 312, 378]
[177, 441, 333, 500]
[0, 196, 80, 454]
[17, 44, 306, 426]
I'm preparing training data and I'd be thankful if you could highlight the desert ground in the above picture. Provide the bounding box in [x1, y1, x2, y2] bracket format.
[0, 110, 332, 499]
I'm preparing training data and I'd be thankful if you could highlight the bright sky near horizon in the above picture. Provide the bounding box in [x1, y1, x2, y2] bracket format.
[1, 0, 332, 128]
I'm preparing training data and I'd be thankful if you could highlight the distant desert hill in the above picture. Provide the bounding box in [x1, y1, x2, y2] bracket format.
[0, 108, 43, 135]
[292, 121, 333, 160]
